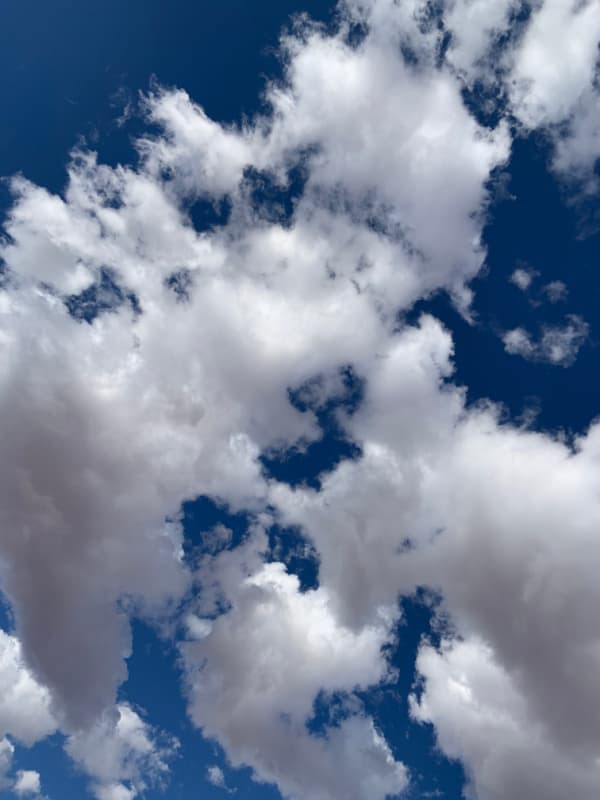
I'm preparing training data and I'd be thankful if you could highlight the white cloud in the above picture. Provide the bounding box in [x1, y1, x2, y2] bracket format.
[184, 615, 213, 641]
[503, 314, 588, 365]
[443, 0, 518, 79]
[351, 0, 600, 184]
[0, 2, 599, 799]
[0, 0, 508, 763]
[94, 784, 136, 800]
[508, 0, 600, 182]
[66, 704, 177, 800]
[552, 91, 600, 186]
[271, 306, 600, 797]
[183, 531, 406, 800]
[207, 765, 235, 792]
[263, 22, 509, 303]
[14, 770, 41, 796]
[207, 765, 226, 787]
[502, 326, 535, 357]
[0, 631, 56, 746]
[0, 738, 14, 790]
[542, 279, 568, 303]
[509, 266, 537, 291]
[509, 0, 600, 129]
[270, 315, 461, 630]
[411, 637, 600, 800]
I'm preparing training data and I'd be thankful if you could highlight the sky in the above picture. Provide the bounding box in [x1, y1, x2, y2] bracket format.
[0, 1, 600, 799]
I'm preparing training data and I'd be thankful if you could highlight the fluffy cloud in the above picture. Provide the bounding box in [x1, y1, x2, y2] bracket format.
[411, 637, 600, 800]
[66, 703, 178, 800]
[509, 266, 537, 291]
[502, 314, 589, 365]
[413, 416, 600, 763]
[271, 314, 461, 629]
[207, 765, 235, 792]
[263, 20, 509, 303]
[542, 279, 568, 303]
[182, 530, 406, 800]
[443, 0, 518, 79]
[0, 0, 507, 752]
[94, 784, 136, 800]
[0, 631, 56, 746]
[0, 738, 14, 790]
[509, 0, 600, 183]
[14, 770, 42, 796]
[509, 0, 600, 126]
[1, 1, 599, 799]
[272, 306, 600, 797]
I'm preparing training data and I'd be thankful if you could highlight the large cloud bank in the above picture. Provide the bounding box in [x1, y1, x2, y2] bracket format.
[1, 1, 599, 798]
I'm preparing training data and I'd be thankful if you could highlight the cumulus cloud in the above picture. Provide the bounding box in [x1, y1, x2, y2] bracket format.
[509, 0, 600, 126]
[503, 5, 600, 199]
[507, 0, 600, 181]
[443, 0, 518, 79]
[0, 631, 57, 746]
[0, 1, 509, 790]
[0, 737, 15, 790]
[207, 765, 235, 792]
[509, 266, 537, 291]
[182, 530, 406, 800]
[503, 314, 589, 365]
[14, 769, 42, 796]
[271, 315, 460, 628]
[1, 1, 600, 799]
[94, 784, 136, 800]
[272, 307, 600, 797]
[65, 703, 178, 800]
[411, 637, 600, 800]
[542, 279, 568, 303]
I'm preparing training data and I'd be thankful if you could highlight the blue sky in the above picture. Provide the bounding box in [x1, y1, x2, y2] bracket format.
[1, 2, 600, 800]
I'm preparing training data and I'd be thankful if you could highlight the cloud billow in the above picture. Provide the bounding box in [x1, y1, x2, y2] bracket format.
[1, 1, 600, 798]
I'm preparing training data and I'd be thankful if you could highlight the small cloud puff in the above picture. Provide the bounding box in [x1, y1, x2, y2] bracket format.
[0, 738, 14, 789]
[66, 703, 179, 800]
[509, 266, 538, 291]
[503, 315, 589, 367]
[94, 783, 136, 800]
[14, 770, 41, 796]
[542, 280, 568, 303]
[207, 765, 235, 793]
[0, 632, 57, 746]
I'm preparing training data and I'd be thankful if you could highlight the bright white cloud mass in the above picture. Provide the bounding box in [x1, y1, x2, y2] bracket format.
[1, 1, 599, 799]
